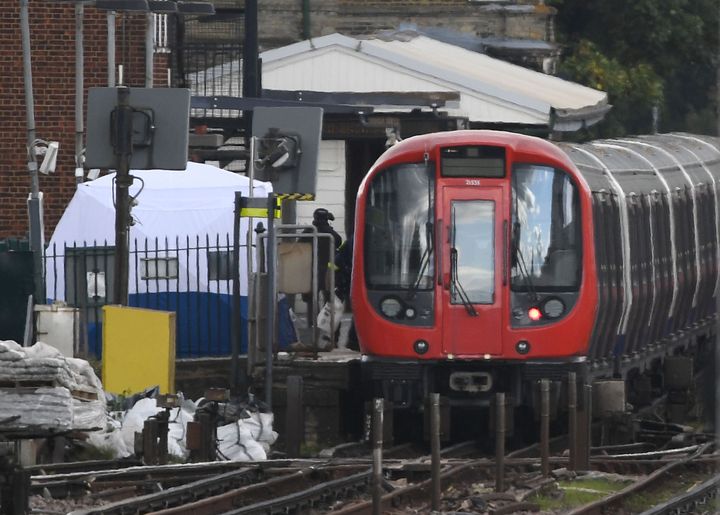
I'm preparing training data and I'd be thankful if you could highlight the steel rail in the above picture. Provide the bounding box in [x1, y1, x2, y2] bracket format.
[222, 469, 372, 515]
[565, 443, 714, 515]
[638, 473, 720, 515]
[146, 466, 370, 515]
[68, 467, 263, 515]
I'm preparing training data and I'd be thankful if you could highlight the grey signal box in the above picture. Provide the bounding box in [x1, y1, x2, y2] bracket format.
[86, 87, 191, 170]
[252, 107, 323, 198]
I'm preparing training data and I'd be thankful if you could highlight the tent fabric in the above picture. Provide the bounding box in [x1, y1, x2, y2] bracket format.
[50, 162, 272, 246]
[46, 162, 272, 358]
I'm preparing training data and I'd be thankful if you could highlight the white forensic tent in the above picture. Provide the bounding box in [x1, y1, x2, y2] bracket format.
[46, 162, 272, 357]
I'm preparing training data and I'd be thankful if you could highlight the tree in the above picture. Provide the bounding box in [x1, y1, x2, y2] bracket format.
[549, 0, 718, 137]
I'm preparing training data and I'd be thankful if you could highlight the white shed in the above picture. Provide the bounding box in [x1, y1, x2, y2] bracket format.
[193, 31, 609, 241]
[260, 32, 609, 131]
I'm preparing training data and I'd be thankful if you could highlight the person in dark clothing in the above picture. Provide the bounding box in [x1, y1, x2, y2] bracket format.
[334, 236, 353, 303]
[333, 235, 359, 350]
[301, 208, 342, 322]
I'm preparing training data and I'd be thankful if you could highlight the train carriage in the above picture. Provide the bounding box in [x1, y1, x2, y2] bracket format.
[351, 130, 719, 421]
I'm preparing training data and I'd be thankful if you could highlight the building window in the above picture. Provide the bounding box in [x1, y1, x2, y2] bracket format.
[141, 257, 179, 280]
[207, 251, 234, 281]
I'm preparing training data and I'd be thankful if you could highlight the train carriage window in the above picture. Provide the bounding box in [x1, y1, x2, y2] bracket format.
[364, 162, 435, 290]
[511, 165, 581, 291]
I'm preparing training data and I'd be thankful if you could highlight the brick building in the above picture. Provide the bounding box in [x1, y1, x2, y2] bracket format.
[0, 4, 159, 240]
[1, 0, 555, 240]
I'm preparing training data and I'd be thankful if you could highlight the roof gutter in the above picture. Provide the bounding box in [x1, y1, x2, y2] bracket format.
[550, 101, 613, 132]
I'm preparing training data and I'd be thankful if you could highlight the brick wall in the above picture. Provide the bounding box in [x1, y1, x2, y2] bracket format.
[0, 5, 148, 240]
[184, 0, 554, 51]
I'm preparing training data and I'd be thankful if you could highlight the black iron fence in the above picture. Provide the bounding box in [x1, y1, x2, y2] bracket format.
[44, 234, 245, 359]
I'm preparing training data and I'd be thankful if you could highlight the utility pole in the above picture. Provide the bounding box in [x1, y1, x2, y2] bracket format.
[112, 87, 133, 306]
[20, 0, 45, 304]
[242, 0, 259, 151]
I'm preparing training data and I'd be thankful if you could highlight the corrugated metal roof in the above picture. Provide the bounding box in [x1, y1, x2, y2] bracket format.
[260, 33, 609, 130]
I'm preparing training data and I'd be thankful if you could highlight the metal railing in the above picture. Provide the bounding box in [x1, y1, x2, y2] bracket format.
[178, 43, 243, 118]
[44, 235, 243, 359]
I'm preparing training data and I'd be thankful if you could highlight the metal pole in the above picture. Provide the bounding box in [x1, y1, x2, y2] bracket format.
[585, 383, 593, 464]
[568, 372, 577, 471]
[242, 0, 259, 171]
[540, 379, 550, 477]
[75, 1, 84, 185]
[495, 392, 506, 492]
[372, 398, 384, 515]
[20, 0, 44, 304]
[430, 393, 441, 510]
[145, 12, 154, 87]
[246, 137, 256, 374]
[107, 11, 116, 87]
[285, 375, 304, 458]
[264, 195, 276, 409]
[112, 87, 133, 306]
[231, 192, 242, 393]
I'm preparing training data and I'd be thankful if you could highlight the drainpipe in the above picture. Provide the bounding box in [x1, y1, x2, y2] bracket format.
[107, 11, 116, 86]
[20, 0, 45, 303]
[145, 12, 154, 87]
[302, 0, 310, 40]
[75, 2, 84, 184]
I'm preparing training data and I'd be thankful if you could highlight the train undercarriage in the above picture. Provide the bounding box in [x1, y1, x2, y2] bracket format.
[361, 316, 717, 442]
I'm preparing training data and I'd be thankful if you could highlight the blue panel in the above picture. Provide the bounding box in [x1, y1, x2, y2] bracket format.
[129, 292, 247, 358]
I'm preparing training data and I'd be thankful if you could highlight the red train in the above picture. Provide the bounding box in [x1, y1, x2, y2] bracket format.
[351, 130, 719, 426]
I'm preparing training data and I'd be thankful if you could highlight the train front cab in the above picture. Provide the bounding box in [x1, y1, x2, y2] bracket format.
[353, 131, 598, 431]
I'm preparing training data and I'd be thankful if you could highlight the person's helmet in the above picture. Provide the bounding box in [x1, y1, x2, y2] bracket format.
[312, 208, 335, 224]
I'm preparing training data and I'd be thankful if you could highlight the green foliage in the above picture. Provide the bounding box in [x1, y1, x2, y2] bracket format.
[531, 478, 630, 511]
[549, 0, 719, 137]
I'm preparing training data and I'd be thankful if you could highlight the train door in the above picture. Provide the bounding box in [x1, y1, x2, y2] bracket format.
[441, 186, 505, 356]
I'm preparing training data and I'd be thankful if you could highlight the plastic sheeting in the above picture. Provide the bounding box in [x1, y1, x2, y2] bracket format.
[0, 341, 106, 431]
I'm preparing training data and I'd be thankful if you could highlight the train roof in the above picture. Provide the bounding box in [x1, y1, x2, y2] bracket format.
[557, 133, 720, 195]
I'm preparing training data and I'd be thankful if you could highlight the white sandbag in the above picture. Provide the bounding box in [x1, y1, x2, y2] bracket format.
[118, 397, 162, 452]
[216, 411, 278, 461]
[86, 420, 132, 458]
[0, 340, 26, 361]
[316, 296, 344, 350]
[166, 404, 196, 458]
[216, 421, 268, 461]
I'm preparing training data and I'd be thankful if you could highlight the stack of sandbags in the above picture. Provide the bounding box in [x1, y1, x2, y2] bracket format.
[0, 340, 106, 432]
[216, 411, 277, 461]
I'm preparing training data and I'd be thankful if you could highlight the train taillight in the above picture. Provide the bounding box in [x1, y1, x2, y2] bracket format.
[528, 307, 542, 321]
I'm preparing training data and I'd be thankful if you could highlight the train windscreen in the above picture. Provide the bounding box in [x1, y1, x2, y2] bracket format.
[511, 165, 581, 291]
[364, 162, 435, 290]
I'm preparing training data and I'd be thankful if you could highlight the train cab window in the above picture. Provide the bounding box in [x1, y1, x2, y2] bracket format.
[364, 162, 435, 289]
[511, 165, 581, 291]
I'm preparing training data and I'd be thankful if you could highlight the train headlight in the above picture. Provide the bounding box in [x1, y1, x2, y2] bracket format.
[380, 297, 402, 318]
[542, 298, 565, 319]
[516, 340, 531, 354]
[413, 340, 429, 355]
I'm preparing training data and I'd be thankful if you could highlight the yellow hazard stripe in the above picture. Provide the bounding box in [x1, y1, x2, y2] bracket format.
[240, 206, 282, 218]
[276, 193, 315, 201]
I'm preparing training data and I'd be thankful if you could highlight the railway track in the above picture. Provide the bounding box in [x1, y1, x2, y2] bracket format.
[27, 400, 718, 515]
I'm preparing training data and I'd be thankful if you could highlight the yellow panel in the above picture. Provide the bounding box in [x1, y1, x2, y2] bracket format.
[102, 305, 176, 395]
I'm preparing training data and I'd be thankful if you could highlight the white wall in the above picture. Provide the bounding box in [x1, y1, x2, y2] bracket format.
[296, 139, 346, 241]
